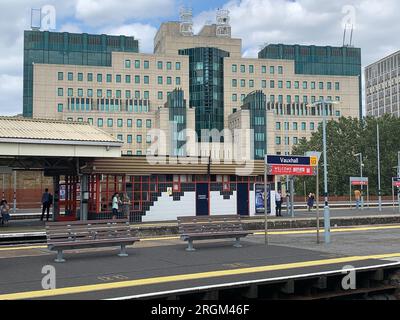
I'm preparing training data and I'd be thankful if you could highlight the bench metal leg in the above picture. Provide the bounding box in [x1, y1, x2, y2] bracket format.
[55, 250, 65, 263]
[233, 237, 242, 248]
[118, 245, 129, 257]
[186, 240, 196, 252]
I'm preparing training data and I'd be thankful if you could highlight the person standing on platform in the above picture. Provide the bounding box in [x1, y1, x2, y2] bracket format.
[275, 190, 283, 217]
[354, 189, 361, 210]
[41, 188, 51, 221]
[307, 193, 315, 212]
[112, 193, 121, 219]
[0, 200, 10, 226]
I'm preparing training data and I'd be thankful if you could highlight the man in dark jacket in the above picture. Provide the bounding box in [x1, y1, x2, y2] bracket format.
[41, 189, 52, 221]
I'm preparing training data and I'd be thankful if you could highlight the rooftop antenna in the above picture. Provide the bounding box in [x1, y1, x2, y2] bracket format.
[180, 6, 193, 36]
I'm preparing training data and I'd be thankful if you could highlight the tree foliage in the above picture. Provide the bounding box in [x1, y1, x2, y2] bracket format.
[292, 115, 400, 197]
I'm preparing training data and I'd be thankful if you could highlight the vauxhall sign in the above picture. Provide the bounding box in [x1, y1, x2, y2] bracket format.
[265, 155, 318, 176]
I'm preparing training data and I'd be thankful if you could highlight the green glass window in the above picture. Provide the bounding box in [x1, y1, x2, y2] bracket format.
[87, 89, 93, 97]
[176, 62, 181, 70]
[125, 90, 131, 99]
[241, 94, 245, 102]
[106, 74, 112, 83]
[135, 91, 140, 99]
[249, 65, 254, 73]
[276, 137, 281, 145]
[68, 88, 73, 97]
[294, 81, 299, 89]
[262, 66, 266, 73]
[240, 65, 245, 73]
[78, 89, 83, 97]
[278, 95, 283, 103]
[77, 118, 83, 122]
[58, 88, 63, 96]
[97, 89, 102, 97]
[144, 61, 149, 69]
[286, 81, 291, 89]
[67, 72, 73, 81]
[240, 79, 245, 87]
[136, 150, 142, 156]
[276, 122, 281, 130]
[287, 95, 291, 103]
[270, 66, 275, 74]
[135, 60, 140, 69]
[295, 95, 300, 103]
[87, 73, 93, 82]
[125, 75, 131, 83]
[167, 62, 172, 70]
[336, 110, 341, 117]
[293, 137, 298, 145]
[278, 66, 283, 74]
[167, 77, 172, 85]
[144, 76, 149, 84]
[301, 122, 306, 130]
[270, 80, 275, 88]
[97, 74, 102, 83]
[262, 80, 267, 88]
[157, 61, 163, 70]
[311, 82, 316, 89]
[335, 96, 341, 101]
[57, 103, 63, 112]
[146, 119, 152, 128]
[58, 72, 63, 81]
[310, 122, 315, 130]
[127, 119, 132, 127]
[270, 95, 275, 103]
[78, 73, 83, 81]
[176, 77, 181, 85]
[135, 75, 140, 84]
[278, 81, 283, 88]
[144, 91, 149, 100]
[127, 135, 132, 144]
[232, 94, 237, 102]
[232, 79, 237, 87]
[117, 119, 123, 127]
[146, 135, 152, 143]
[293, 122, 298, 130]
[117, 134, 123, 141]
[114, 74, 121, 83]
[335, 82, 340, 90]
[67, 118, 73, 122]
[116, 90, 121, 98]
[327, 82, 332, 90]
[106, 90, 112, 98]
[88, 118, 93, 125]
[98, 118, 103, 127]
[137, 135, 142, 143]
[232, 64, 237, 72]
[125, 60, 131, 68]
[319, 82, 324, 90]
[249, 80, 254, 88]
[137, 119, 142, 128]
[107, 118, 113, 127]
[303, 96, 308, 103]
[303, 81, 307, 89]
[158, 76, 163, 85]
[157, 91, 163, 100]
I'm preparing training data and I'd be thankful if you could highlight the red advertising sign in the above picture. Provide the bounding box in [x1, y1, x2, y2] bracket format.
[268, 165, 316, 176]
[351, 181, 369, 186]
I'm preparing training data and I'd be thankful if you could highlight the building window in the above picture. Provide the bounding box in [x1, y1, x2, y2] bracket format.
[240, 65, 245, 73]
[107, 119, 113, 127]
[135, 75, 140, 84]
[262, 80, 266, 88]
[58, 88, 63, 97]
[319, 82, 324, 90]
[278, 81, 283, 89]
[232, 64, 237, 72]
[125, 60, 131, 68]
[270, 66, 275, 74]
[67, 72, 73, 81]
[144, 91, 149, 100]
[88, 89, 93, 97]
[68, 88, 73, 97]
[232, 79, 237, 87]
[78, 89, 83, 97]
[270, 80, 275, 88]
[146, 135, 152, 143]
[157, 61, 163, 70]
[127, 119, 132, 128]
[303, 81, 307, 89]
[294, 81, 299, 89]
[293, 122, 298, 130]
[249, 80, 254, 88]
[137, 119, 142, 128]
[293, 137, 298, 145]
[240, 79, 245, 87]
[135, 91, 140, 99]
[249, 65, 254, 73]
[176, 62, 181, 70]
[276, 137, 281, 145]
[276, 122, 281, 130]
[310, 122, 315, 130]
[88, 118, 93, 125]
[125, 75, 131, 83]
[287, 95, 291, 104]
[241, 94, 245, 102]
[144, 60, 149, 69]
[167, 76, 172, 85]
[117, 119, 123, 127]
[116, 90, 121, 98]
[57, 103, 63, 112]
[301, 122, 306, 131]
[137, 135, 142, 143]
[158, 91, 163, 100]
[97, 74, 102, 83]
[87, 73, 93, 82]
[98, 118, 103, 127]
[270, 95, 275, 103]
[336, 110, 341, 117]
[286, 81, 291, 89]
[335, 82, 340, 90]
[166, 62, 172, 70]
[146, 119, 152, 128]
[176, 77, 181, 85]
[327, 82, 332, 90]
[97, 89, 102, 97]
[278, 66, 283, 74]
[144, 76, 149, 84]
[232, 94, 237, 102]
[262, 66, 266, 73]
[135, 60, 140, 69]
[107, 74, 112, 83]
[58, 72, 63, 81]
[126, 90, 131, 99]
[303, 96, 308, 104]
[76, 73, 83, 82]
[158, 76, 163, 85]
[127, 135, 132, 144]
[117, 134, 123, 142]
[335, 96, 341, 101]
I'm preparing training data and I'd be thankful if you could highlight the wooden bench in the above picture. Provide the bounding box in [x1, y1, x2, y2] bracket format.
[177, 215, 252, 251]
[45, 219, 139, 263]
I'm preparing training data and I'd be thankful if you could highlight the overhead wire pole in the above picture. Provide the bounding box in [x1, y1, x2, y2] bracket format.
[322, 100, 331, 244]
[377, 123, 382, 212]
[264, 97, 269, 246]
[398, 151, 400, 213]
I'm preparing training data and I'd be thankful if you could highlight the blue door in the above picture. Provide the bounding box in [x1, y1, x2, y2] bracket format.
[237, 183, 249, 216]
[196, 183, 209, 216]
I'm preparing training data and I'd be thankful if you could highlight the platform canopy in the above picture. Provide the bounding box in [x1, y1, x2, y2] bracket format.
[0, 117, 123, 175]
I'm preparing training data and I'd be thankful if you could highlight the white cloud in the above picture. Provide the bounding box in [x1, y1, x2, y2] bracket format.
[75, 0, 175, 27]
[101, 23, 158, 54]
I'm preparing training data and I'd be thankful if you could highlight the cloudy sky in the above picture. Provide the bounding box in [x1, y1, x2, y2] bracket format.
[0, 0, 399, 116]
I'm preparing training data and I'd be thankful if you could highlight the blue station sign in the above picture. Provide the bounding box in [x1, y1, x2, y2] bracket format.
[266, 155, 312, 166]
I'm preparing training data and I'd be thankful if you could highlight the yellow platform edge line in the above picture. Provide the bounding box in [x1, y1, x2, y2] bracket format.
[1, 253, 400, 300]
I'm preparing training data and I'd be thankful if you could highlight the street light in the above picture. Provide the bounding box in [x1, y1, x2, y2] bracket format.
[354, 153, 365, 210]
[308, 99, 340, 244]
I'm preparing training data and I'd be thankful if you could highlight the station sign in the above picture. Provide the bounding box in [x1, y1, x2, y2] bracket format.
[350, 177, 369, 186]
[393, 177, 400, 188]
[265, 155, 318, 176]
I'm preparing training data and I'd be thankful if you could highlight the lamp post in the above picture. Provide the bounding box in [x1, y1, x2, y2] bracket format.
[354, 153, 364, 210]
[308, 99, 339, 244]
[377, 123, 382, 212]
